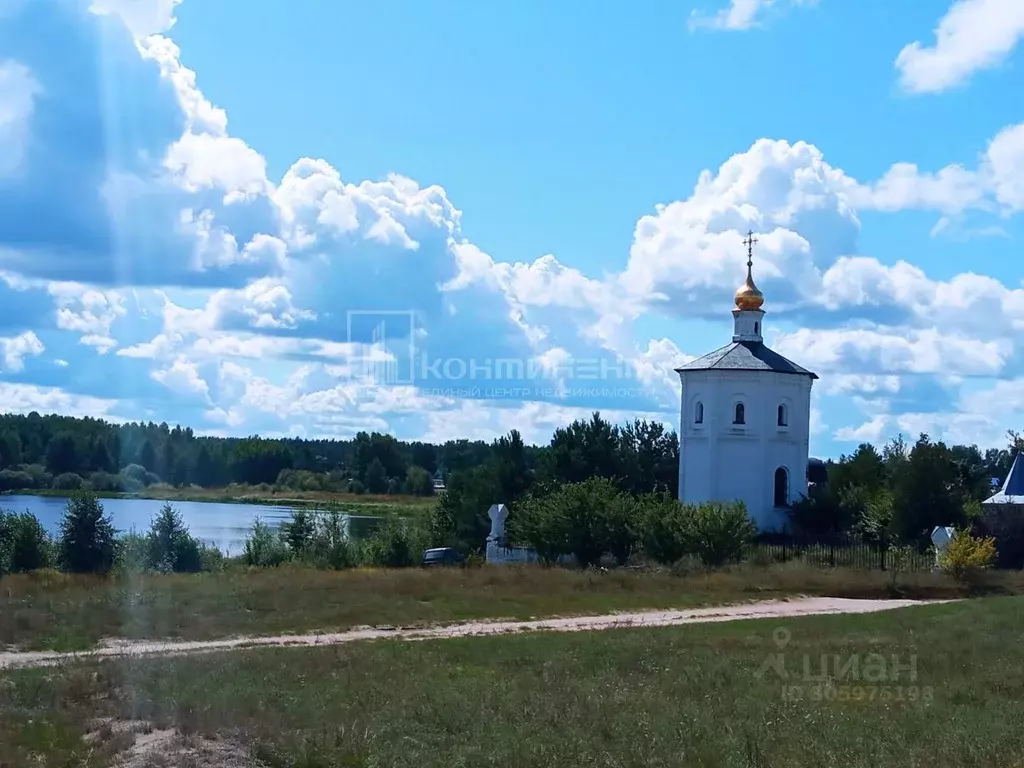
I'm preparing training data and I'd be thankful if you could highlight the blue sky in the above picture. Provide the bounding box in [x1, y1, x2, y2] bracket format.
[0, 0, 1023, 455]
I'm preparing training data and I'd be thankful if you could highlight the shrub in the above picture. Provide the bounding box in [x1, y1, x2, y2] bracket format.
[89, 471, 122, 492]
[21, 464, 52, 490]
[641, 494, 691, 566]
[939, 530, 996, 584]
[854, 490, 896, 545]
[57, 492, 117, 574]
[426, 502, 458, 550]
[885, 543, 917, 593]
[51, 472, 85, 491]
[684, 501, 756, 567]
[119, 464, 148, 491]
[242, 518, 288, 567]
[276, 468, 324, 492]
[404, 465, 434, 496]
[116, 531, 149, 572]
[517, 477, 633, 567]
[201, 545, 226, 572]
[0, 469, 34, 492]
[516, 492, 568, 564]
[347, 479, 366, 495]
[605, 492, 641, 566]
[282, 508, 315, 554]
[366, 517, 426, 568]
[145, 503, 203, 573]
[304, 511, 360, 570]
[0, 510, 51, 572]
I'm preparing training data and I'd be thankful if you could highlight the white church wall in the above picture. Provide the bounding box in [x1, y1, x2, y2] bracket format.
[679, 370, 812, 532]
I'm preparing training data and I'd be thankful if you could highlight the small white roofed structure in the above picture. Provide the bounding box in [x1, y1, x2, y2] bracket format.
[931, 526, 955, 548]
[931, 526, 956, 571]
[984, 453, 1024, 507]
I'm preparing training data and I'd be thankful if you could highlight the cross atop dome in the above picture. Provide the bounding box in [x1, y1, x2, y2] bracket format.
[743, 230, 758, 264]
[734, 230, 764, 311]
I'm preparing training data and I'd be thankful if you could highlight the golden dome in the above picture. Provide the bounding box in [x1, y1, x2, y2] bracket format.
[734, 267, 764, 310]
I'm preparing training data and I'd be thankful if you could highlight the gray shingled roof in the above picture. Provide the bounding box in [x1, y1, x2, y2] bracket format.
[675, 341, 818, 378]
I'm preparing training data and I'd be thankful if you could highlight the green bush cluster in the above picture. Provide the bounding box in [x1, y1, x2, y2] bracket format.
[514, 478, 757, 568]
[0, 462, 168, 495]
[0, 510, 52, 573]
[242, 511, 429, 570]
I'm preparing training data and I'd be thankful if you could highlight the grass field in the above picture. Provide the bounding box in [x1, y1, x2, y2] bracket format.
[4, 563, 1022, 652]
[1, 597, 1022, 766]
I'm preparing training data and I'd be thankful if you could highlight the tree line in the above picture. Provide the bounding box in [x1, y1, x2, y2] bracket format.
[788, 432, 1023, 565]
[1, 487, 997, 585]
[0, 410, 1020, 564]
[0, 411, 679, 500]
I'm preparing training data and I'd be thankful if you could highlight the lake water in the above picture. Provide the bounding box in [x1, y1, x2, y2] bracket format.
[0, 495, 382, 555]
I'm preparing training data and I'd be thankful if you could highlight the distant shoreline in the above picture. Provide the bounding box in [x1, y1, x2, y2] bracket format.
[0, 487, 437, 511]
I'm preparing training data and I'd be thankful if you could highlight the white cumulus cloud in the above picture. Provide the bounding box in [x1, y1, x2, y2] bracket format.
[896, 0, 1024, 94]
[689, 0, 816, 31]
[0, 330, 44, 371]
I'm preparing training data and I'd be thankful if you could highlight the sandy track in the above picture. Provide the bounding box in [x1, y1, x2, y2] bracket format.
[0, 597, 941, 670]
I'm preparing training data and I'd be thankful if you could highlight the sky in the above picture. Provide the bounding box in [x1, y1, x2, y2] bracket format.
[0, 0, 1023, 456]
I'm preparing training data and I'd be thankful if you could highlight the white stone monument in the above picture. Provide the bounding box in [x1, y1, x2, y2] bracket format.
[485, 503, 538, 565]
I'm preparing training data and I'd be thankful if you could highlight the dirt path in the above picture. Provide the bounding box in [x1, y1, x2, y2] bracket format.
[0, 596, 942, 670]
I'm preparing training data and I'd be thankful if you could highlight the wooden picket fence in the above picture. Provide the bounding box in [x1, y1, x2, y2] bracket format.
[747, 541, 935, 571]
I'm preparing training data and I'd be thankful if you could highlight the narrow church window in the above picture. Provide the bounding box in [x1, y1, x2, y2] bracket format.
[774, 467, 789, 507]
[694, 402, 704, 424]
[733, 403, 745, 425]
[754, 321, 759, 334]
[777, 404, 787, 427]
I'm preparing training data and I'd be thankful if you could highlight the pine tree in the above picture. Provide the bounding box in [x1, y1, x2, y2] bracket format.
[58, 493, 116, 574]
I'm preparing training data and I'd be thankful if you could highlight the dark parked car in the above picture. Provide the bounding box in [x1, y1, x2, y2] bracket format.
[422, 547, 465, 567]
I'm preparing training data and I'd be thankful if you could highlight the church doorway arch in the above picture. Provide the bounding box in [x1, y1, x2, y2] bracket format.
[773, 467, 789, 507]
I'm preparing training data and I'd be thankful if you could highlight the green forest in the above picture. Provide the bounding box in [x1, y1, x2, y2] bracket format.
[0, 410, 678, 497]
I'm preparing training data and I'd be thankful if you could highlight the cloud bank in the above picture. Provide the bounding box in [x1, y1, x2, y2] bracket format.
[0, 0, 1021, 454]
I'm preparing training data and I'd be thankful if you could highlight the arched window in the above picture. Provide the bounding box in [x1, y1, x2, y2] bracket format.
[777, 404, 788, 427]
[774, 467, 789, 507]
[694, 402, 704, 424]
[754, 321, 759, 335]
[733, 403, 745, 425]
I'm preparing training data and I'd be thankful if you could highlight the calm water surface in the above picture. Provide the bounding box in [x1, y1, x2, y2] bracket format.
[0, 495, 380, 555]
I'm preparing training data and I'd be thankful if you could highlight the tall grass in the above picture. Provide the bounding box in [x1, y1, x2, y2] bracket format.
[2, 598, 1023, 766]
[3, 561, 1022, 652]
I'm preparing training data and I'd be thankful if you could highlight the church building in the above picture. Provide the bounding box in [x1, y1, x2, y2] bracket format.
[675, 233, 817, 531]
